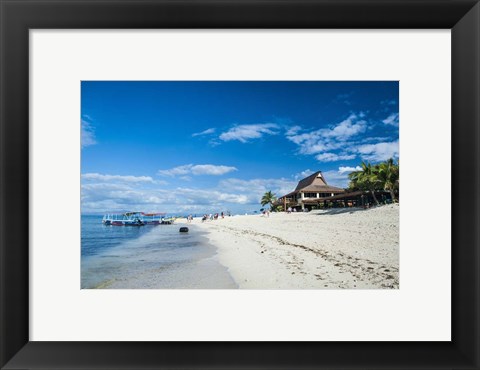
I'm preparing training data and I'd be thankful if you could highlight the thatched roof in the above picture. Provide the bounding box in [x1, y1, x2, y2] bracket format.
[277, 171, 345, 200]
[279, 191, 297, 199]
[295, 171, 325, 190]
[301, 184, 345, 193]
[294, 171, 344, 193]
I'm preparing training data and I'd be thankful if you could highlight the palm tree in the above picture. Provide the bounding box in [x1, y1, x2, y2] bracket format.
[376, 158, 399, 202]
[348, 169, 362, 191]
[348, 161, 380, 205]
[261, 190, 277, 210]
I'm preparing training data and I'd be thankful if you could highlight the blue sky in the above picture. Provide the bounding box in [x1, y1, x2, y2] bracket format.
[81, 81, 398, 214]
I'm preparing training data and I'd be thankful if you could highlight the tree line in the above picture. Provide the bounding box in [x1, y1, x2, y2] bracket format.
[348, 158, 399, 205]
[260, 158, 399, 210]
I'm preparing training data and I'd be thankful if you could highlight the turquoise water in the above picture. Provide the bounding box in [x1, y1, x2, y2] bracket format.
[81, 215, 154, 257]
[81, 215, 236, 289]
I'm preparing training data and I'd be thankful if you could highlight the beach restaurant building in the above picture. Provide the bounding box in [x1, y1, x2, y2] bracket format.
[277, 171, 397, 211]
[276, 171, 345, 211]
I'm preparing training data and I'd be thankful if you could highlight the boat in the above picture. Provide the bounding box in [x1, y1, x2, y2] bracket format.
[102, 212, 173, 226]
[160, 217, 175, 225]
[102, 212, 145, 226]
[141, 212, 166, 225]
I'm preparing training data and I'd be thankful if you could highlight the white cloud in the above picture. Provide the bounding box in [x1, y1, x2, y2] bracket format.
[285, 125, 302, 136]
[284, 113, 399, 166]
[191, 164, 237, 176]
[158, 165, 192, 177]
[177, 187, 250, 205]
[219, 177, 297, 200]
[81, 174, 298, 214]
[338, 166, 362, 174]
[81, 182, 133, 191]
[363, 136, 391, 143]
[315, 152, 356, 162]
[357, 140, 399, 162]
[219, 123, 280, 143]
[382, 113, 399, 126]
[82, 173, 155, 183]
[192, 128, 216, 137]
[285, 113, 367, 155]
[81, 184, 173, 213]
[321, 169, 352, 188]
[208, 139, 221, 147]
[322, 114, 367, 140]
[83, 184, 253, 212]
[286, 130, 328, 154]
[158, 164, 237, 177]
[81, 119, 96, 148]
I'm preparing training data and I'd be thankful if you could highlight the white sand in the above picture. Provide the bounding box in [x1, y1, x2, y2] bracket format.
[186, 204, 399, 289]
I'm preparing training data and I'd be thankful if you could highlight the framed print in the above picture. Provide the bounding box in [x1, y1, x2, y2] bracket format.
[29, 30, 449, 342]
[1, 0, 479, 369]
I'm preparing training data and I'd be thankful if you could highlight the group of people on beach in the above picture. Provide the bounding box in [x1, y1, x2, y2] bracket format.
[201, 212, 225, 222]
[286, 207, 297, 214]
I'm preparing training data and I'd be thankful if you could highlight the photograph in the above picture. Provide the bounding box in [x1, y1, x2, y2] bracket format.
[81, 81, 399, 289]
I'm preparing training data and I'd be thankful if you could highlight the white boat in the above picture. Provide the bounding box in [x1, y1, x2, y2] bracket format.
[102, 212, 171, 226]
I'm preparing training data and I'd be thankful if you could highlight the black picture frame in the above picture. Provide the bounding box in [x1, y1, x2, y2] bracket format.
[1, 0, 479, 369]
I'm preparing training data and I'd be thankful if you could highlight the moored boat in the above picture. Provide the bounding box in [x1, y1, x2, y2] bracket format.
[102, 212, 145, 226]
[102, 212, 173, 226]
[141, 212, 166, 225]
[160, 217, 175, 225]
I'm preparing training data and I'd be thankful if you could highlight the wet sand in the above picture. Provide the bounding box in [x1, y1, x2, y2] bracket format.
[82, 225, 236, 289]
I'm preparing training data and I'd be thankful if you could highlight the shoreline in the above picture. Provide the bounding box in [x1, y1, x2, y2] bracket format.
[180, 204, 399, 289]
[82, 222, 236, 289]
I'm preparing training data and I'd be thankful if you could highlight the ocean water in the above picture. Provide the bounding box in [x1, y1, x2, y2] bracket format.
[81, 215, 236, 289]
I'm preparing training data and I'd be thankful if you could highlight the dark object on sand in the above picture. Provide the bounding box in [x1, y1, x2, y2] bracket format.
[179, 227, 189, 233]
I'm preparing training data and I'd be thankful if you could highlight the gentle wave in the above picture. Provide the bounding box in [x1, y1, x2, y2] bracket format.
[81, 215, 236, 289]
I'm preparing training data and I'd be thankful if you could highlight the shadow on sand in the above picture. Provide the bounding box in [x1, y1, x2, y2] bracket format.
[308, 207, 369, 216]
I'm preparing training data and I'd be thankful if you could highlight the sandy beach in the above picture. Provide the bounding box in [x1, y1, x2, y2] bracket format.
[183, 204, 399, 289]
